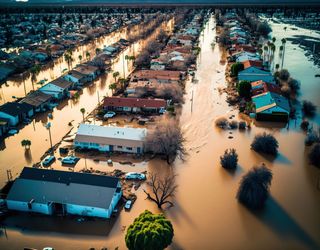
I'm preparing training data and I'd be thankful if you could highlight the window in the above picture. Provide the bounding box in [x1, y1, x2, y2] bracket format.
[126, 147, 133, 150]
[118, 145, 123, 149]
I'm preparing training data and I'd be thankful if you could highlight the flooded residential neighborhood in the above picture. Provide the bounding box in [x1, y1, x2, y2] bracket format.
[0, 1, 319, 250]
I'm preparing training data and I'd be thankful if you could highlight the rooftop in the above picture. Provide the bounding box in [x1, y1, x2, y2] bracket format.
[7, 167, 120, 209]
[104, 96, 167, 109]
[76, 124, 147, 142]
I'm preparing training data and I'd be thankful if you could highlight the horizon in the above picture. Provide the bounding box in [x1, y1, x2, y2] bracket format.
[1, 0, 320, 6]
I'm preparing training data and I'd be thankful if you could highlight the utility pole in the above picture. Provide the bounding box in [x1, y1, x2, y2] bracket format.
[191, 89, 194, 113]
[45, 122, 53, 153]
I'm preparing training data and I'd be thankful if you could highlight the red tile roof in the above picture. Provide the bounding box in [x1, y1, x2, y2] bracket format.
[251, 80, 281, 96]
[103, 97, 167, 109]
[242, 60, 263, 69]
[131, 70, 181, 81]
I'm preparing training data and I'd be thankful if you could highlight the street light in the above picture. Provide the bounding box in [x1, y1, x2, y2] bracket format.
[45, 122, 53, 152]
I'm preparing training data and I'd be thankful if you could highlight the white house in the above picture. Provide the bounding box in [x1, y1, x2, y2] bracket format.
[234, 51, 260, 63]
[39, 77, 73, 99]
[6, 167, 122, 219]
[64, 70, 87, 86]
[74, 124, 147, 154]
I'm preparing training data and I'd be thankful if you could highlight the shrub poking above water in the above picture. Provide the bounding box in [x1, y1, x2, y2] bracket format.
[302, 100, 317, 117]
[220, 148, 238, 170]
[251, 132, 279, 156]
[237, 164, 273, 210]
[238, 121, 247, 130]
[215, 117, 229, 129]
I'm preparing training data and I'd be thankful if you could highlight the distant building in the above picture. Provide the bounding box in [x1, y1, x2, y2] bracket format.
[74, 124, 147, 154]
[6, 167, 122, 219]
[103, 96, 167, 114]
[64, 70, 87, 85]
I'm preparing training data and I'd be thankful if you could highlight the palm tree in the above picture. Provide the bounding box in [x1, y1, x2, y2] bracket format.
[78, 54, 82, 63]
[45, 45, 52, 59]
[85, 51, 91, 61]
[112, 71, 120, 83]
[64, 53, 73, 69]
[30, 64, 41, 90]
[263, 45, 268, 65]
[272, 37, 276, 43]
[95, 48, 101, 55]
[237, 164, 273, 210]
[21, 139, 31, 150]
[281, 38, 286, 69]
[80, 108, 85, 122]
[109, 83, 117, 94]
[119, 78, 126, 90]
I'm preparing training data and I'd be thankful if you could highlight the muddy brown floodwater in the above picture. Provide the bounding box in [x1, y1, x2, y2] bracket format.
[1, 16, 320, 250]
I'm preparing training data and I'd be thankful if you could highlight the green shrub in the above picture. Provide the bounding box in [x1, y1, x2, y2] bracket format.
[231, 62, 244, 77]
[125, 210, 174, 250]
[237, 80, 252, 98]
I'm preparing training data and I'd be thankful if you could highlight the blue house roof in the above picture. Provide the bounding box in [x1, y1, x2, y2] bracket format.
[238, 66, 275, 83]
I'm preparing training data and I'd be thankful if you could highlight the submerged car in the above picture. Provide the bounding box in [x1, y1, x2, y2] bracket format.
[61, 156, 79, 165]
[103, 111, 116, 119]
[125, 172, 146, 180]
[124, 200, 132, 210]
[42, 155, 55, 167]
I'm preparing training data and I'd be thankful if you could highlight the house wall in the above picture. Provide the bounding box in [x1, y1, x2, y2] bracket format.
[6, 200, 51, 215]
[66, 204, 110, 218]
[74, 141, 142, 153]
[0, 112, 19, 126]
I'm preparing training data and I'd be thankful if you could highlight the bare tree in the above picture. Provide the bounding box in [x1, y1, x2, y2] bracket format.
[145, 117, 186, 164]
[155, 83, 184, 104]
[143, 172, 177, 209]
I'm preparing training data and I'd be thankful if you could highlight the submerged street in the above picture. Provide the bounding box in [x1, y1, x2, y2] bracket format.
[0, 12, 320, 250]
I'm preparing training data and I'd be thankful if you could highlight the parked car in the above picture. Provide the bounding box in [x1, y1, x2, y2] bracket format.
[61, 156, 79, 165]
[125, 172, 146, 180]
[124, 200, 132, 210]
[104, 111, 116, 119]
[59, 147, 69, 154]
[8, 129, 18, 135]
[42, 155, 55, 167]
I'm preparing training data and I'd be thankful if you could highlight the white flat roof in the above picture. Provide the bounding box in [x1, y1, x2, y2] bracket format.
[77, 124, 147, 141]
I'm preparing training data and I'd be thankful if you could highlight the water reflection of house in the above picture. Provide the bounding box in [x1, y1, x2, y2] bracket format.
[74, 124, 146, 154]
[0, 118, 9, 137]
[6, 167, 122, 219]
[39, 77, 74, 100]
[20, 91, 52, 113]
[0, 102, 34, 126]
[103, 96, 167, 114]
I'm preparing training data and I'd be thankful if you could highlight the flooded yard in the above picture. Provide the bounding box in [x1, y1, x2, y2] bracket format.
[0, 15, 320, 250]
